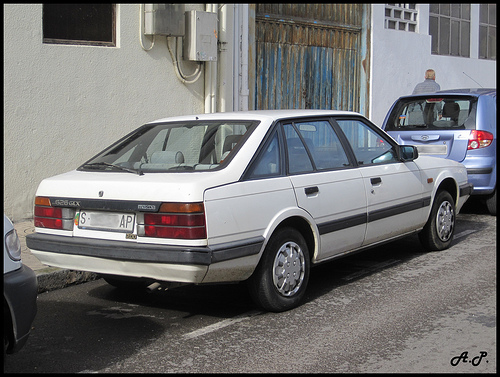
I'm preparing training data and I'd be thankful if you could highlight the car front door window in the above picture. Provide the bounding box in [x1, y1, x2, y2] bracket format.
[336, 119, 398, 165]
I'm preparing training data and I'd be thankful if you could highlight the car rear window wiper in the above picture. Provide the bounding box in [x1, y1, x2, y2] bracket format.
[81, 162, 143, 175]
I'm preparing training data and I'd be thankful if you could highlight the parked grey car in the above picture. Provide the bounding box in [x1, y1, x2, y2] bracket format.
[4, 214, 37, 356]
[382, 88, 496, 215]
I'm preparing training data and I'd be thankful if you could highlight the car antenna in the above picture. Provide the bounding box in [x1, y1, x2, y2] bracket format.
[463, 72, 483, 87]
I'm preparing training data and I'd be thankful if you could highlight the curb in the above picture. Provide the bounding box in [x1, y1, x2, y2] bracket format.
[35, 268, 100, 294]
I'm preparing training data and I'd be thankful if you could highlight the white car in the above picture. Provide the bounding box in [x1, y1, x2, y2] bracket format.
[27, 110, 472, 312]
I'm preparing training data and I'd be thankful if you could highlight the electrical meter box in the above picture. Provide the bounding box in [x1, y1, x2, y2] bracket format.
[144, 4, 185, 36]
[184, 10, 218, 61]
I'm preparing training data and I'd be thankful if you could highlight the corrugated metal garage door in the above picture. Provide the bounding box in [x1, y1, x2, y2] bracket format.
[255, 4, 364, 111]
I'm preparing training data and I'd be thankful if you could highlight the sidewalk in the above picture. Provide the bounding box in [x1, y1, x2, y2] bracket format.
[14, 219, 99, 293]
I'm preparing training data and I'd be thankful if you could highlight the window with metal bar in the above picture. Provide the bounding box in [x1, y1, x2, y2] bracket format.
[429, 4, 470, 57]
[479, 4, 496, 60]
[384, 4, 418, 32]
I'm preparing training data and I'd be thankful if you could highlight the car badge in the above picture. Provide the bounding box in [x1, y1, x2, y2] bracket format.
[99, 191, 104, 197]
[421, 135, 429, 140]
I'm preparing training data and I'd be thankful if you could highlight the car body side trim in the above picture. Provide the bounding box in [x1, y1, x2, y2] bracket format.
[467, 168, 493, 175]
[459, 183, 474, 197]
[317, 213, 367, 235]
[317, 196, 431, 235]
[210, 237, 265, 263]
[368, 197, 431, 222]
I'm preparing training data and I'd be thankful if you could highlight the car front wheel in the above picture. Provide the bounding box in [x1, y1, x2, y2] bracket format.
[247, 227, 310, 312]
[419, 190, 455, 251]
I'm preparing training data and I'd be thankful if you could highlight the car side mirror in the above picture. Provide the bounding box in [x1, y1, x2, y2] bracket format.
[398, 145, 418, 161]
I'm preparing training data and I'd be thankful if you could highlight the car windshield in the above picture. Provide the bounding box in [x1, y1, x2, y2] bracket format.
[385, 96, 478, 131]
[78, 120, 258, 173]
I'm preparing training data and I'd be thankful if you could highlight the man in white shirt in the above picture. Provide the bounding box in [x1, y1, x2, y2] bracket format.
[412, 69, 441, 94]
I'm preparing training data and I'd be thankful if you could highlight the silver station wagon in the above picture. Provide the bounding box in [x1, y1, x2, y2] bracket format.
[27, 110, 472, 312]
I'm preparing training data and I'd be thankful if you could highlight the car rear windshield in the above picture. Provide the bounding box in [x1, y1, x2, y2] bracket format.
[78, 120, 258, 173]
[385, 96, 478, 131]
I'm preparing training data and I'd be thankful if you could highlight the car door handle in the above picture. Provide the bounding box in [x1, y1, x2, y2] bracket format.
[371, 177, 382, 185]
[305, 186, 319, 196]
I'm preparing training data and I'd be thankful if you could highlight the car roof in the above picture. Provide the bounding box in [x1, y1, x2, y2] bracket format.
[148, 109, 360, 125]
[435, 88, 496, 96]
[398, 88, 496, 100]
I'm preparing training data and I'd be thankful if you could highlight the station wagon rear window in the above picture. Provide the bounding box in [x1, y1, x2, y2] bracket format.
[385, 96, 478, 131]
[78, 121, 258, 173]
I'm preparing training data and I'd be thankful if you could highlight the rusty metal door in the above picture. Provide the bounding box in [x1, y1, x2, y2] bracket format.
[255, 4, 366, 112]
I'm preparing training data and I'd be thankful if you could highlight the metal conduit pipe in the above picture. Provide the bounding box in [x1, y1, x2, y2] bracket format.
[205, 3, 218, 113]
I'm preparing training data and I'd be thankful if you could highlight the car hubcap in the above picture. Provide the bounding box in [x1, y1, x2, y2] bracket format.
[436, 200, 454, 242]
[272, 241, 305, 297]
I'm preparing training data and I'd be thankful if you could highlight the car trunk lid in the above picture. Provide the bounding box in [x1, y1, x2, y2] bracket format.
[387, 130, 471, 162]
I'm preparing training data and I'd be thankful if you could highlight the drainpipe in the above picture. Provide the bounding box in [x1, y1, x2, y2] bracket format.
[232, 5, 239, 111]
[218, 4, 234, 112]
[232, 4, 250, 111]
[239, 4, 250, 111]
[205, 4, 218, 113]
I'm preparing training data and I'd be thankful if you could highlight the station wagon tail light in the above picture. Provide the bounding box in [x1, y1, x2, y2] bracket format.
[138, 202, 206, 239]
[468, 130, 493, 150]
[34, 196, 75, 230]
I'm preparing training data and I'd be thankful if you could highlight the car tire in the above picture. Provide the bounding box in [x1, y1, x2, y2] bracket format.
[247, 227, 310, 312]
[419, 190, 455, 251]
[485, 188, 496, 216]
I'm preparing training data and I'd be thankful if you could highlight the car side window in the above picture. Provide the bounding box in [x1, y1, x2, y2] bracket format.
[245, 130, 282, 179]
[283, 123, 315, 174]
[336, 119, 398, 165]
[285, 120, 351, 172]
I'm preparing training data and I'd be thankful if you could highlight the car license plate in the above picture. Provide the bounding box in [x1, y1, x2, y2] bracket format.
[77, 211, 135, 233]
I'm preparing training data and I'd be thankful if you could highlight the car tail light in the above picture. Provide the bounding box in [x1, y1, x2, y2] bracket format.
[468, 130, 493, 150]
[34, 197, 75, 230]
[139, 202, 206, 240]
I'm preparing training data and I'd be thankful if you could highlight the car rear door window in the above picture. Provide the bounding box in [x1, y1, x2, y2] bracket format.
[284, 120, 351, 174]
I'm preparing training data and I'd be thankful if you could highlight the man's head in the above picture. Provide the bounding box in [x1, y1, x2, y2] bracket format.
[425, 69, 436, 80]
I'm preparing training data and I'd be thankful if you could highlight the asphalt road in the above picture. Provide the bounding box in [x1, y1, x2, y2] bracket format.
[4, 198, 496, 373]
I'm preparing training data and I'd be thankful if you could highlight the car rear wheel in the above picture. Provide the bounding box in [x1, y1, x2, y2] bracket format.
[419, 190, 455, 251]
[485, 188, 496, 215]
[247, 227, 310, 312]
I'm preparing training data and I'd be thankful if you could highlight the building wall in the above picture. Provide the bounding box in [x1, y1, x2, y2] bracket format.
[4, 4, 205, 221]
[369, 4, 496, 126]
[4, 4, 497, 222]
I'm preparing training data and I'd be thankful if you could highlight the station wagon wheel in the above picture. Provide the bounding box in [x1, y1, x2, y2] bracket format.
[419, 190, 455, 251]
[247, 227, 310, 312]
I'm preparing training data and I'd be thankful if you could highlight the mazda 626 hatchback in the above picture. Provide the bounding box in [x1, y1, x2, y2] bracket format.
[27, 110, 472, 312]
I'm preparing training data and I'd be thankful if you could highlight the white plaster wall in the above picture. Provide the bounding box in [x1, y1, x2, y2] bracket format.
[4, 4, 205, 221]
[369, 4, 497, 127]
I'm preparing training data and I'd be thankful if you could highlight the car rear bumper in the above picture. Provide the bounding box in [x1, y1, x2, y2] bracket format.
[4, 265, 38, 353]
[27, 233, 264, 283]
[463, 156, 496, 195]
